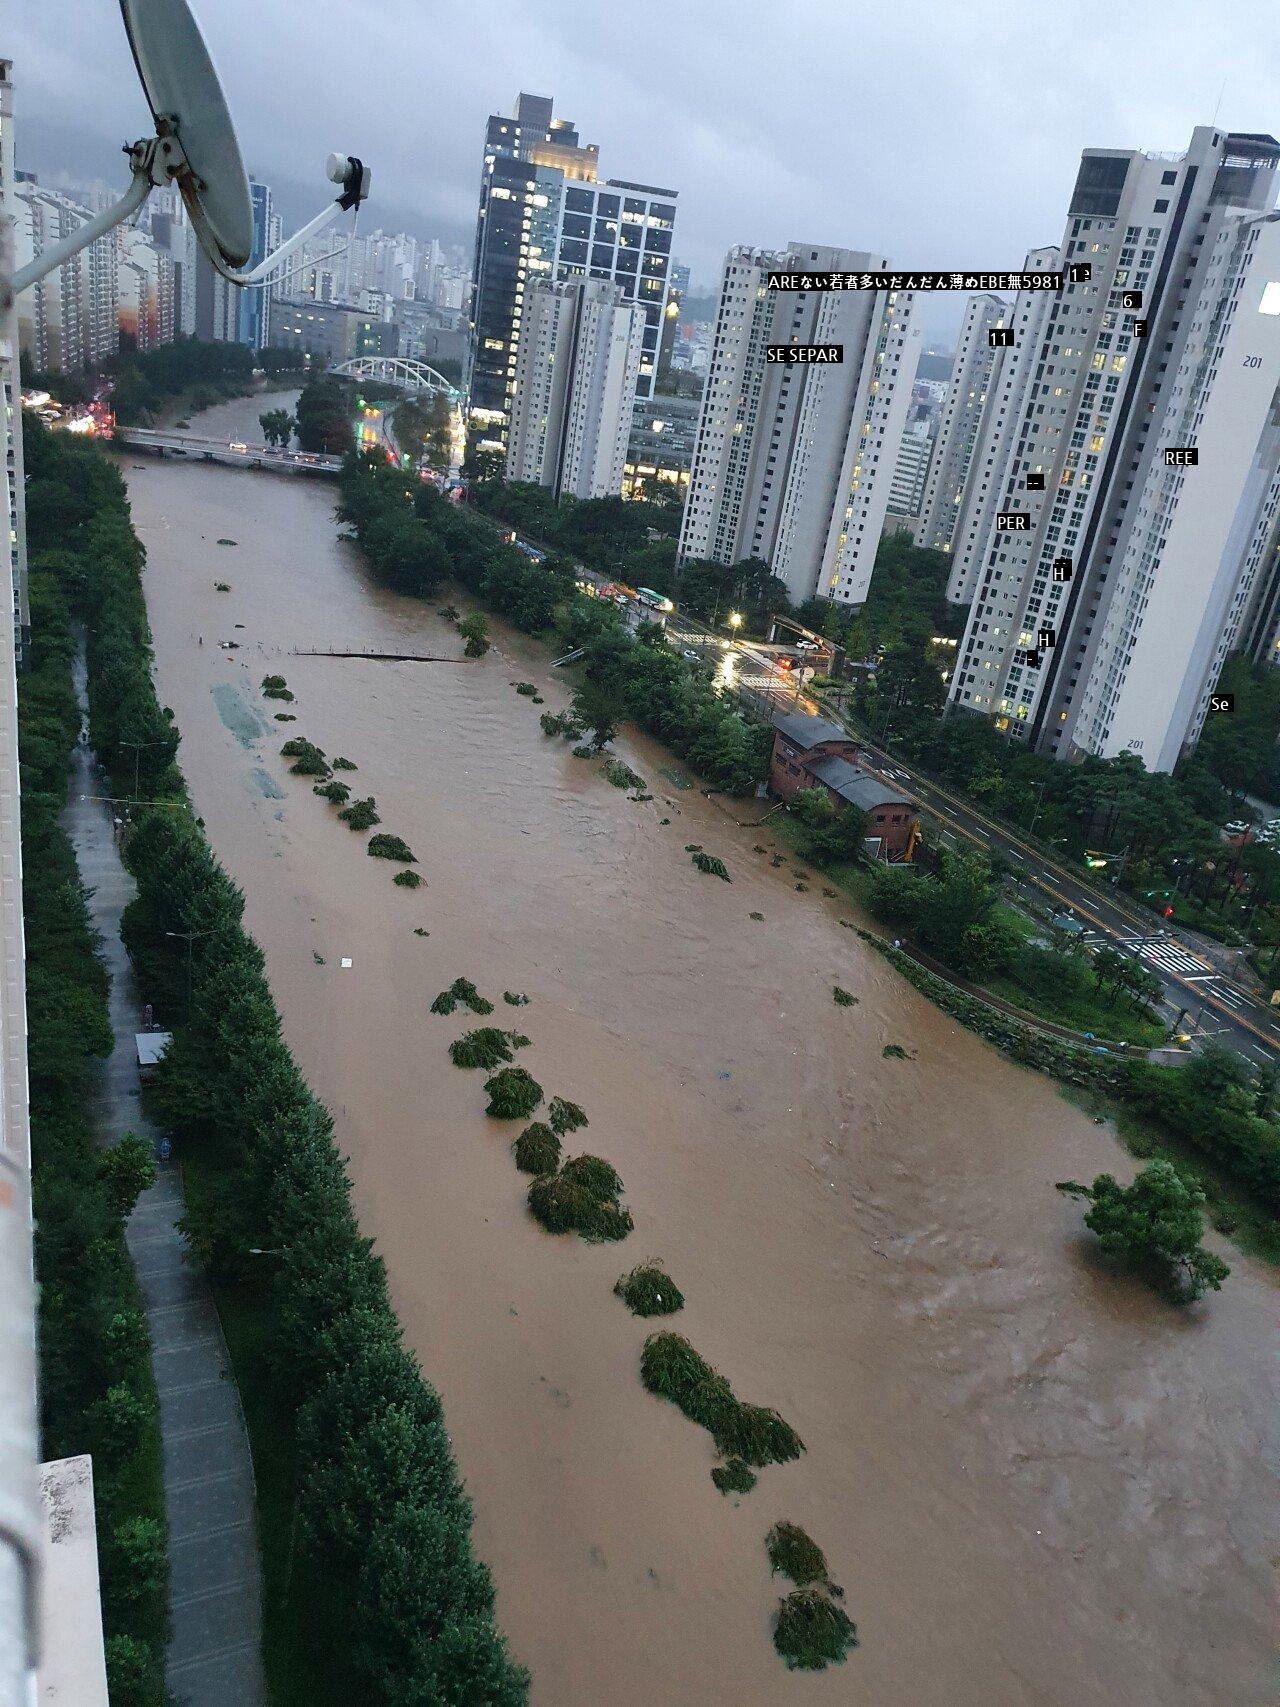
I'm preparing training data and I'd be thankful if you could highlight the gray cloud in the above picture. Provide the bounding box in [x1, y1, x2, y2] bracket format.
[9, 0, 1277, 335]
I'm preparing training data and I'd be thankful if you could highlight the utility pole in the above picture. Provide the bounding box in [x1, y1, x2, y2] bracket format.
[165, 928, 214, 1019]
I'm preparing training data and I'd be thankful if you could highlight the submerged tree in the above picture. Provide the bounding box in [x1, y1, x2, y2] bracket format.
[1056, 1160, 1229, 1302]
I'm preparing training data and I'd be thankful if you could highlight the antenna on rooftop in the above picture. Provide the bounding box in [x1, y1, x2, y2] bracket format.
[3, 0, 370, 304]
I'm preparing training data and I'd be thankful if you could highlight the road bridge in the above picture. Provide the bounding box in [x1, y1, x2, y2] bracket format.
[112, 427, 343, 477]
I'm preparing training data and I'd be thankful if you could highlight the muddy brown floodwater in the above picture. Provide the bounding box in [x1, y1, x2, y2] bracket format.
[118, 394, 1277, 1706]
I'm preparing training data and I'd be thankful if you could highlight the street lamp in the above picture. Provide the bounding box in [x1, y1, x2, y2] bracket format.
[728, 611, 743, 631]
[165, 927, 215, 1016]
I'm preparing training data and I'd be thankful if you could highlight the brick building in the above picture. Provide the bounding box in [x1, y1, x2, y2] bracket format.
[770, 713, 918, 862]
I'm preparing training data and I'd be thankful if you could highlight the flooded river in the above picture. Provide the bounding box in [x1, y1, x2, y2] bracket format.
[118, 393, 1277, 1705]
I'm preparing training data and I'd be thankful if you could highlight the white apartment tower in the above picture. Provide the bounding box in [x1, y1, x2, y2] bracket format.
[13, 184, 119, 372]
[949, 129, 1280, 771]
[915, 293, 1006, 551]
[678, 242, 920, 606]
[505, 277, 644, 499]
[888, 422, 935, 518]
[945, 247, 1061, 603]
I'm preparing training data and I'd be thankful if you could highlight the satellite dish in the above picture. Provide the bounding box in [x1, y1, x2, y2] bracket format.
[5, 0, 367, 305]
[119, 0, 253, 268]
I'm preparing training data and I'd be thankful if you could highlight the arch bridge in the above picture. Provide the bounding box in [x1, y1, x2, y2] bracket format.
[327, 355, 456, 396]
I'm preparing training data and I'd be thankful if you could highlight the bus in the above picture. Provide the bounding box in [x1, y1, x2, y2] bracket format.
[635, 587, 674, 612]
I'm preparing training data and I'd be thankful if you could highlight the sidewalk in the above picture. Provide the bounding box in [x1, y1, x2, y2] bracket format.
[62, 652, 266, 1707]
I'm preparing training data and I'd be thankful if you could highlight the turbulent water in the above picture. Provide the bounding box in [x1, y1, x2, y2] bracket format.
[119, 393, 1278, 1706]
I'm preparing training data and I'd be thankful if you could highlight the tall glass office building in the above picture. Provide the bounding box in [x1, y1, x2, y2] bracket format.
[465, 92, 678, 457]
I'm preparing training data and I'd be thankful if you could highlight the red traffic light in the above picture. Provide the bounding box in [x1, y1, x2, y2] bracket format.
[1163, 906, 1174, 919]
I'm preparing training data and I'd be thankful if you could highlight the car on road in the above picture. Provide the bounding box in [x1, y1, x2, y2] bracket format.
[681, 648, 701, 661]
[795, 639, 821, 651]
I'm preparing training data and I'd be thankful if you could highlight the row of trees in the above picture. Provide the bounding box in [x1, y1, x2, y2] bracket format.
[69, 431, 529, 1699]
[338, 453, 773, 795]
[20, 420, 170, 1704]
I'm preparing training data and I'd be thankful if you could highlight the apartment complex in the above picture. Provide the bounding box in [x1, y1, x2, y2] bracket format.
[504, 276, 643, 499]
[944, 247, 1061, 603]
[888, 422, 935, 519]
[915, 293, 1006, 550]
[677, 242, 919, 605]
[117, 227, 175, 353]
[12, 181, 119, 372]
[948, 128, 1280, 771]
[466, 92, 678, 454]
[624, 391, 700, 501]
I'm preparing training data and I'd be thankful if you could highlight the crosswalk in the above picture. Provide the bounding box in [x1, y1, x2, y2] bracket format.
[1082, 929, 1248, 1011]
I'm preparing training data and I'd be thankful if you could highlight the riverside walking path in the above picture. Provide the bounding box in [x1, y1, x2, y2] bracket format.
[62, 651, 266, 1706]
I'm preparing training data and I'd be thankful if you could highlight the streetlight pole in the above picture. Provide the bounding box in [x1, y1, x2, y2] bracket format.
[119, 735, 168, 804]
[165, 928, 215, 1019]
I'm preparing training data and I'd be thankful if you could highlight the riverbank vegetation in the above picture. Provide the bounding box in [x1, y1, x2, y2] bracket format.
[766, 1522, 836, 1590]
[639, 1332, 804, 1472]
[484, 1066, 543, 1119]
[295, 375, 355, 455]
[432, 976, 494, 1016]
[21, 422, 170, 1703]
[512, 1123, 561, 1175]
[527, 1157, 633, 1241]
[337, 452, 771, 795]
[52, 423, 528, 1701]
[773, 1589, 858, 1672]
[450, 1028, 530, 1070]
[614, 1262, 684, 1316]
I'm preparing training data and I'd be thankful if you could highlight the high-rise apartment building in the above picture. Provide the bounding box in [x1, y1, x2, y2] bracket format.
[466, 92, 677, 455]
[13, 181, 118, 372]
[117, 227, 174, 352]
[949, 128, 1280, 771]
[944, 248, 1061, 605]
[915, 293, 1006, 550]
[505, 276, 644, 499]
[888, 421, 935, 519]
[677, 242, 919, 605]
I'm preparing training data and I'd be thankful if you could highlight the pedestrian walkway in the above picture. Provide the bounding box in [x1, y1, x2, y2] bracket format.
[61, 652, 266, 1707]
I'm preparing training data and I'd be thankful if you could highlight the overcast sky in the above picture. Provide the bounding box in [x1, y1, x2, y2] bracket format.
[9, 0, 1277, 338]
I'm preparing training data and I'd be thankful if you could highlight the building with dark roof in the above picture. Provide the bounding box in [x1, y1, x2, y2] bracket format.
[770, 714, 917, 861]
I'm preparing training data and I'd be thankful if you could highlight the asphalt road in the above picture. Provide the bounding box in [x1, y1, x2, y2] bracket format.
[847, 732, 1280, 1064]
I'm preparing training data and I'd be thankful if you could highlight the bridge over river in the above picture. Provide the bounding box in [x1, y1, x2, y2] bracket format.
[112, 426, 343, 477]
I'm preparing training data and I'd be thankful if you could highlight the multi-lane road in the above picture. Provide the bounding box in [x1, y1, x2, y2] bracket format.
[657, 611, 1280, 1062]
[844, 728, 1280, 1063]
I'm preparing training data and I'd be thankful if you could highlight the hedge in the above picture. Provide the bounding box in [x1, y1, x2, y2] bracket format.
[21, 423, 169, 1705]
[67, 427, 528, 1701]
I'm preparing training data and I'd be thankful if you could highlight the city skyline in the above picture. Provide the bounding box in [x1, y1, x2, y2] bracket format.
[9, 0, 1278, 332]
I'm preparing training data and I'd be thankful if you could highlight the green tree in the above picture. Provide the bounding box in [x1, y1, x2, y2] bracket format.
[458, 612, 490, 657]
[97, 1133, 156, 1220]
[788, 787, 867, 864]
[259, 407, 295, 448]
[1056, 1160, 1230, 1301]
[570, 679, 620, 751]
